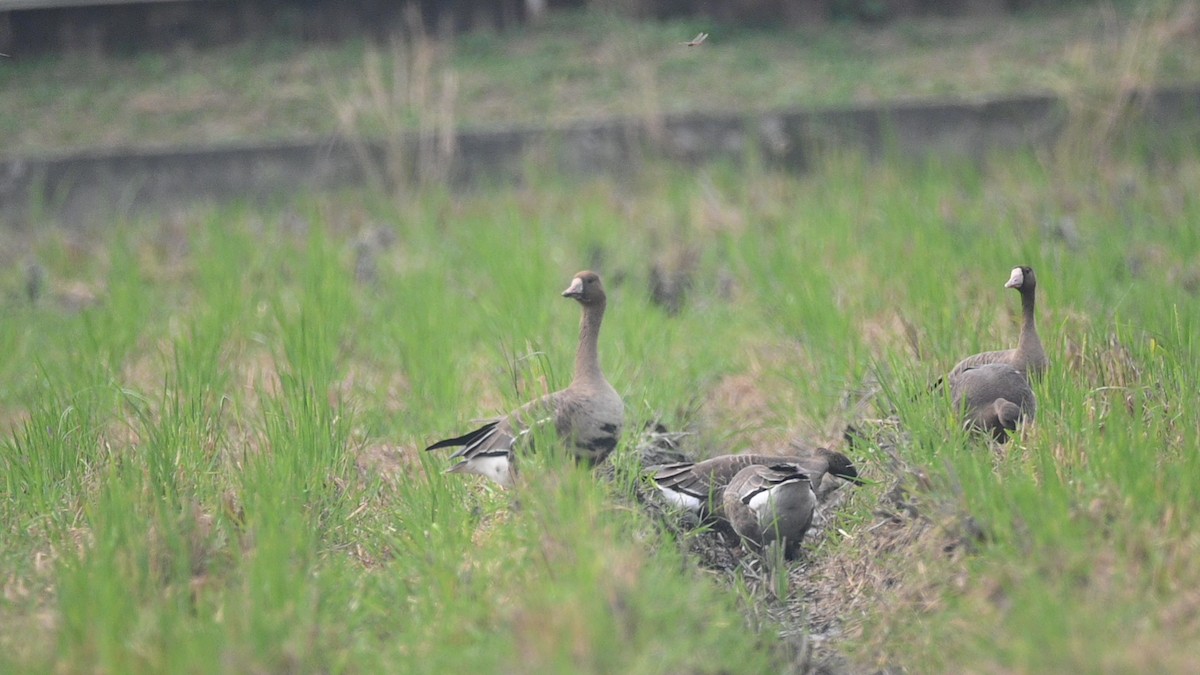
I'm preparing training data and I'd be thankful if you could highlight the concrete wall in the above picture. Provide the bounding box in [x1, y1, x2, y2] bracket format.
[2, 88, 1198, 226]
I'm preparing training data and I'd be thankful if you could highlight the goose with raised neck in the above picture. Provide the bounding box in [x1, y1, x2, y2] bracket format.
[570, 271, 607, 384]
[425, 271, 624, 486]
[944, 265, 1048, 383]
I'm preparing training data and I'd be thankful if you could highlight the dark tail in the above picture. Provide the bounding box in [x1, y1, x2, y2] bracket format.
[425, 421, 499, 452]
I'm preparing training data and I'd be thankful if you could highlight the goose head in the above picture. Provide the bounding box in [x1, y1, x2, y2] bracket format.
[1004, 266, 1036, 292]
[988, 398, 1023, 442]
[993, 399, 1022, 429]
[816, 447, 864, 485]
[562, 270, 606, 306]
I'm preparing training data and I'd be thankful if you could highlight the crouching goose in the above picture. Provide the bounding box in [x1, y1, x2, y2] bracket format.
[942, 265, 1048, 384]
[425, 271, 624, 486]
[649, 447, 860, 516]
[949, 362, 1036, 443]
[723, 464, 816, 561]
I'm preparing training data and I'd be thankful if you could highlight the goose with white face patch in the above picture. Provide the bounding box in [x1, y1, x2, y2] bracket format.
[425, 271, 624, 486]
[942, 265, 1048, 384]
[722, 464, 816, 561]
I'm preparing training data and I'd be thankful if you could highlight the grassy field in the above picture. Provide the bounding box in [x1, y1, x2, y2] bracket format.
[1, 2, 1198, 154]
[2, 118, 1199, 671]
[2, 3, 1200, 670]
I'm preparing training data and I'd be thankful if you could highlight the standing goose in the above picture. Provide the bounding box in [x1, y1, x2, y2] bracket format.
[425, 271, 624, 486]
[722, 464, 816, 561]
[949, 362, 1036, 443]
[649, 448, 860, 516]
[944, 266, 1048, 383]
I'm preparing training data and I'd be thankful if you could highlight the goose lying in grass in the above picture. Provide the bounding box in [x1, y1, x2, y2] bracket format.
[943, 265, 1048, 384]
[723, 464, 816, 561]
[948, 362, 1036, 443]
[426, 271, 624, 486]
[649, 447, 860, 516]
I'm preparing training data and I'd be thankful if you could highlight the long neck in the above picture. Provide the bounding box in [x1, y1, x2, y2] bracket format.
[573, 299, 606, 383]
[1016, 286, 1039, 354]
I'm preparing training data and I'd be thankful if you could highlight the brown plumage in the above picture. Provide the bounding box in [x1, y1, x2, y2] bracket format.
[425, 271, 624, 486]
[944, 266, 1048, 383]
[949, 362, 1036, 443]
[649, 447, 860, 516]
[722, 464, 816, 560]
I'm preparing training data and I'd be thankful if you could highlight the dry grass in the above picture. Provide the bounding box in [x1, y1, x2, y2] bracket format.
[330, 27, 459, 196]
[4, 4, 1200, 154]
[796, 426, 981, 671]
[1048, 3, 1200, 168]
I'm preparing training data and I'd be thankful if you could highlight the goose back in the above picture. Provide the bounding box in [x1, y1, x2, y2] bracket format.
[949, 362, 1036, 442]
[722, 464, 816, 560]
[650, 448, 859, 516]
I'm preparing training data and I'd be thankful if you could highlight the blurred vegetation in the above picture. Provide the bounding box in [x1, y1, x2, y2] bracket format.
[2, 2, 1197, 154]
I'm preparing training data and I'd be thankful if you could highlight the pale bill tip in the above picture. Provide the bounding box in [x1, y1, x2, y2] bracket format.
[562, 277, 584, 297]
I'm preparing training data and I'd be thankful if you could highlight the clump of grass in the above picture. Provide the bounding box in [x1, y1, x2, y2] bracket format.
[330, 11, 459, 198]
[1043, 1, 1200, 190]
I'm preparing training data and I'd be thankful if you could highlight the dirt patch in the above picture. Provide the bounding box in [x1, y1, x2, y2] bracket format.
[859, 312, 924, 363]
[338, 362, 411, 416]
[705, 374, 772, 428]
[232, 341, 283, 400]
[698, 340, 840, 455]
[0, 407, 31, 440]
[353, 442, 423, 485]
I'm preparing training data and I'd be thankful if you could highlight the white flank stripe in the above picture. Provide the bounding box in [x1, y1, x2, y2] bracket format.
[657, 486, 702, 513]
[747, 487, 775, 516]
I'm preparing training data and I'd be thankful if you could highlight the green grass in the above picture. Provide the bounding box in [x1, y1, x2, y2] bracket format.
[1, 2, 1198, 154]
[1, 135, 1199, 671]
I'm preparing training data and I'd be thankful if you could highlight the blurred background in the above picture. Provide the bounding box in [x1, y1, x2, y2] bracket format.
[1, 0, 1154, 54]
[2, 0, 1198, 220]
